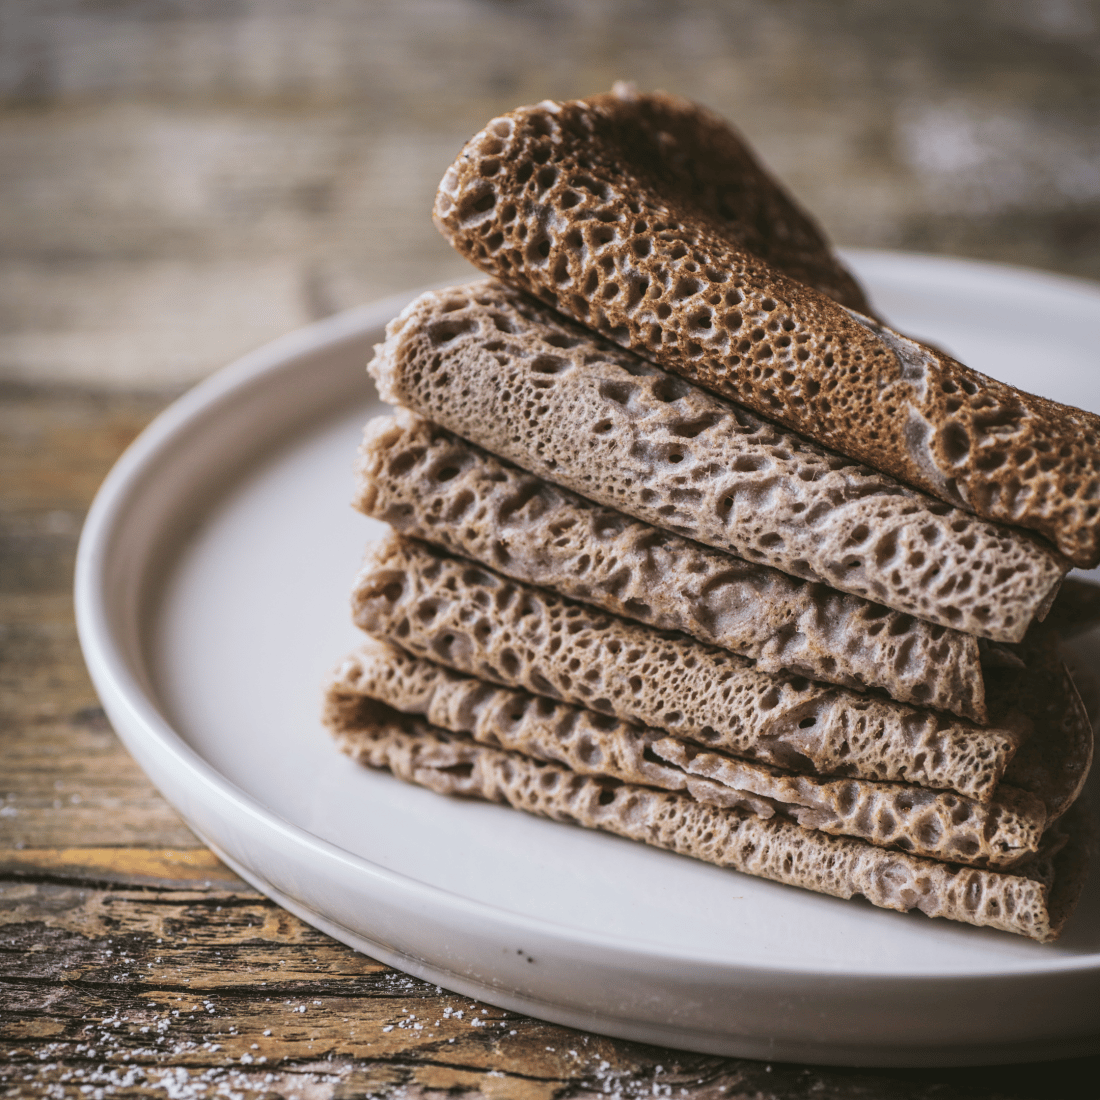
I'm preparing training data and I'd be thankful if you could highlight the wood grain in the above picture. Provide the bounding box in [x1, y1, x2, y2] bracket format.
[2, 384, 1098, 1097]
[2, 3, 1098, 390]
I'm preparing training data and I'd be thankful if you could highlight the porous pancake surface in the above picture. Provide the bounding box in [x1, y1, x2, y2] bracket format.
[356, 411, 986, 718]
[371, 281, 1068, 641]
[328, 641, 1048, 868]
[433, 89, 1100, 567]
[329, 703, 1085, 942]
[329, 639, 774, 821]
[351, 534, 1024, 803]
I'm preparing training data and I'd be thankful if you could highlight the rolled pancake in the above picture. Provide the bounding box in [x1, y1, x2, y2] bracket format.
[433, 88, 1100, 568]
[370, 281, 1067, 642]
[327, 640, 1049, 868]
[329, 695, 1089, 943]
[351, 534, 1025, 803]
[356, 410, 986, 718]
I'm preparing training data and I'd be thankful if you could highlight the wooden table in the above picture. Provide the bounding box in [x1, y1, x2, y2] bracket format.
[2, 385, 1096, 1097]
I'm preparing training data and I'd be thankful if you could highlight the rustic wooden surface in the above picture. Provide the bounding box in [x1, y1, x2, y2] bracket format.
[3, 4, 1099, 1094]
[2, 1, 1099, 391]
[2, 386, 1098, 1098]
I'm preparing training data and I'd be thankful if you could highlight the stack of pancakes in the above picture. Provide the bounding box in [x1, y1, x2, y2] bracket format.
[324, 87, 1097, 941]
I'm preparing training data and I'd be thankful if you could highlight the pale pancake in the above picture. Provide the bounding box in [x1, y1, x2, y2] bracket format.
[370, 281, 1067, 641]
[328, 640, 1049, 869]
[356, 410, 987, 718]
[328, 694, 1088, 943]
[351, 534, 1026, 803]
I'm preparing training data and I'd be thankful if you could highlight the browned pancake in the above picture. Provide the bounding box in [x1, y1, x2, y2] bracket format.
[433, 89, 1100, 567]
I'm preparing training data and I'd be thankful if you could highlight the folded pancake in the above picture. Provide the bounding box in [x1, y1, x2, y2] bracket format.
[328, 639, 1050, 868]
[442, 81, 874, 318]
[352, 534, 1034, 803]
[433, 88, 1100, 567]
[327, 687, 1089, 942]
[370, 281, 1068, 642]
[356, 411, 987, 719]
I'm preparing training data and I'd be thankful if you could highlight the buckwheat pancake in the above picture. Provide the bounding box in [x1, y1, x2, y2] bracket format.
[327, 639, 1049, 868]
[370, 281, 1068, 641]
[356, 410, 987, 718]
[328, 689, 1089, 942]
[351, 534, 1029, 803]
[433, 88, 1100, 567]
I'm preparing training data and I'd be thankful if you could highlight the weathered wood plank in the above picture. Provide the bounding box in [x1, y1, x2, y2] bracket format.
[2, 4, 1099, 390]
[0, 389, 203, 854]
[5, 878, 1098, 1100]
[0, 849, 248, 891]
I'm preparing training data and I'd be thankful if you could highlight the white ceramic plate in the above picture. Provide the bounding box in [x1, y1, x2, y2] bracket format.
[76, 253, 1100, 1068]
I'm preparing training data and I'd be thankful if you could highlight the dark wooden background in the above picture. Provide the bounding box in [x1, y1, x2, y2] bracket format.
[2, 0, 1099, 389]
[3, 2, 1100, 1095]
